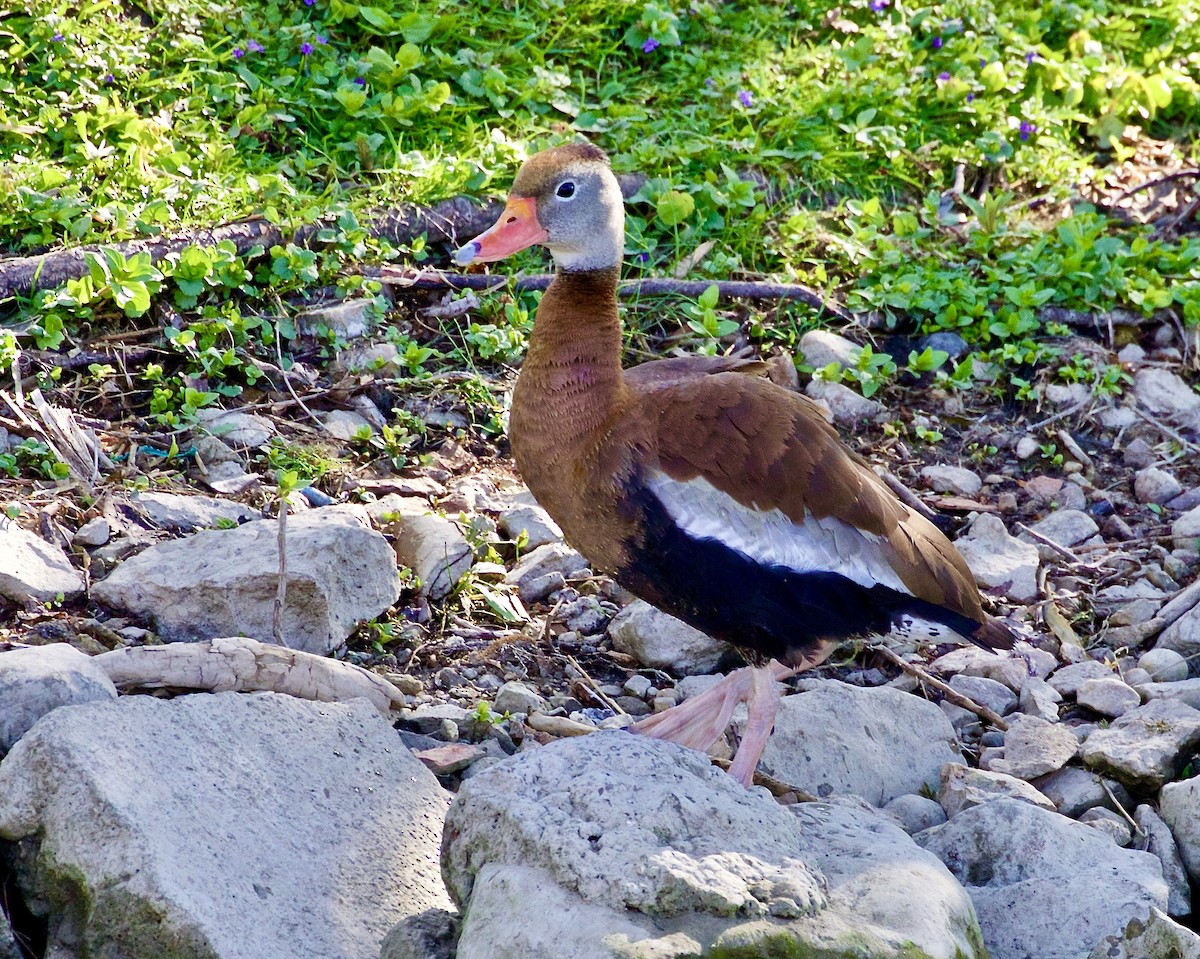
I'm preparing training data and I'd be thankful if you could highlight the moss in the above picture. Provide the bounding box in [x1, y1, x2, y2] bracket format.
[710, 920, 989, 959]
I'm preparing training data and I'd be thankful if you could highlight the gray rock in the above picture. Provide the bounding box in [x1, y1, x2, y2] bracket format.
[319, 408, 373, 441]
[1158, 777, 1200, 885]
[93, 508, 400, 655]
[1031, 767, 1125, 818]
[1049, 660, 1115, 696]
[1110, 598, 1163, 627]
[930, 644, 1033, 691]
[379, 909, 458, 959]
[1088, 908, 1200, 959]
[194, 408, 275, 447]
[1138, 678, 1200, 711]
[954, 514, 1040, 603]
[444, 732, 985, 959]
[1134, 805, 1191, 916]
[1123, 667, 1153, 686]
[1018, 509, 1100, 561]
[1079, 807, 1133, 846]
[797, 329, 859, 371]
[1158, 601, 1200, 659]
[1077, 677, 1141, 718]
[623, 674, 653, 699]
[803, 379, 886, 425]
[939, 763, 1055, 819]
[920, 331, 970, 360]
[920, 465, 983, 497]
[608, 600, 730, 676]
[883, 793, 947, 833]
[504, 543, 589, 604]
[126, 490, 259, 531]
[1015, 436, 1040, 460]
[493, 681, 545, 716]
[917, 798, 1169, 959]
[948, 674, 1018, 717]
[559, 596, 610, 635]
[404, 702, 475, 737]
[295, 297, 376, 340]
[0, 522, 84, 603]
[0, 644, 117, 754]
[1019, 677, 1062, 722]
[759, 682, 960, 805]
[497, 503, 563, 551]
[0, 693, 451, 959]
[1081, 698, 1200, 790]
[73, 517, 111, 546]
[986, 715, 1079, 780]
[1174, 505, 1200, 551]
[334, 342, 401, 375]
[1134, 368, 1200, 432]
[1134, 467, 1184, 505]
[366, 495, 473, 602]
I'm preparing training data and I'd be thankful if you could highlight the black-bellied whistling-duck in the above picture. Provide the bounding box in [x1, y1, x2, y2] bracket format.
[454, 142, 1015, 787]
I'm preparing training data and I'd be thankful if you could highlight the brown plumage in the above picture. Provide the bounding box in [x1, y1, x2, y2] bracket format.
[455, 143, 1015, 786]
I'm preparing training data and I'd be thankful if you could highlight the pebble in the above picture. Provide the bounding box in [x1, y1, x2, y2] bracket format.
[1018, 677, 1062, 723]
[497, 503, 564, 551]
[1134, 467, 1184, 505]
[920, 465, 983, 497]
[1138, 648, 1188, 683]
[1120, 438, 1155, 470]
[986, 714, 1079, 780]
[623, 675, 653, 699]
[73, 517, 111, 547]
[1015, 436, 1040, 460]
[1076, 677, 1141, 718]
[882, 794, 946, 834]
[1048, 660, 1115, 697]
[954, 514, 1040, 604]
[1171, 504, 1200, 551]
[1079, 807, 1133, 846]
[493, 681, 545, 716]
[948, 674, 1018, 716]
[1019, 509, 1100, 560]
[797, 329, 859, 370]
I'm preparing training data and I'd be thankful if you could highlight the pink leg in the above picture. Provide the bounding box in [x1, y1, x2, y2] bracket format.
[630, 660, 798, 785]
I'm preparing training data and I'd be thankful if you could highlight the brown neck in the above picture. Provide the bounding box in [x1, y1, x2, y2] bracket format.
[513, 268, 627, 437]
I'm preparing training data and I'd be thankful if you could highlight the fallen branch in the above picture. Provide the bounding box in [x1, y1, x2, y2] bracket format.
[873, 644, 1010, 731]
[371, 266, 853, 319]
[1112, 169, 1200, 203]
[94, 636, 407, 716]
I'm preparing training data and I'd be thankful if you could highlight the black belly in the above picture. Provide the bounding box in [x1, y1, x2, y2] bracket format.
[612, 483, 982, 667]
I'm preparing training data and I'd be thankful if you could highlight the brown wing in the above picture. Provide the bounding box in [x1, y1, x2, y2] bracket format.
[634, 371, 988, 624]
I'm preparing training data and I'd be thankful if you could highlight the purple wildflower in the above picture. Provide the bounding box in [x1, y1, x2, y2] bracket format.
[966, 92, 975, 101]
[642, 37, 659, 53]
[637, 252, 649, 262]
[353, 77, 366, 86]
[303, 0, 315, 6]
[932, 36, 943, 49]
[737, 89, 754, 108]
[232, 47, 245, 59]
[1025, 51, 1037, 63]
[51, 32, 65, 42]
[705, 77, 716, 89]
[870, 0, 889, 10]
[938, 71, 950, 81]
[1019, 121, 1036, 141]
[104, 73, 115, 83]
[248, 39, 264, 53]
[300, 41, 314, 55]
[317, 35, 328, 44]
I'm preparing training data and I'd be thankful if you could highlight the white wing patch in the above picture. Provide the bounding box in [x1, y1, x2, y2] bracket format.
[647, 472, 912, 595]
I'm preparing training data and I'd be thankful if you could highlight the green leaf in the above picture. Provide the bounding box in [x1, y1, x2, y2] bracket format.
[698, 284, 720, 309]
[656, 190, 694, 227]
[980, 62, 1006, 93]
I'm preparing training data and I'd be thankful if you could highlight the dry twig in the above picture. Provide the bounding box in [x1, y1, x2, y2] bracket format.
[873, 644, 1010, 731]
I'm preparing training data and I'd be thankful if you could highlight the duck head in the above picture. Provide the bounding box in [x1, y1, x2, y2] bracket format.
[453, 142, 625, 272]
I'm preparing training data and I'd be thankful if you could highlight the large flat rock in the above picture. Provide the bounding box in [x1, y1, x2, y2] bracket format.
[0, 643, 116, 754]
[443, 731, 984, 959]
[93, 507, 401, 654]
[0, 692, 451, 959]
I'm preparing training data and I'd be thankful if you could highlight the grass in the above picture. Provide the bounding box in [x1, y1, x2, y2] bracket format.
[0, 0, 1198, 451]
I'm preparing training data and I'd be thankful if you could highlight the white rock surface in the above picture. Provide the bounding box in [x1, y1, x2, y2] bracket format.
[125, 490, 259, 531]
[1018, 677, 1062, 722]
[948, 674, 1018, 716]
[1048, 660, 1114, 696]
[0, 693, 451, 959]
[954, 514, 1040, 603]
[1032, 767, 1127, 818]
[797, 329, 860, 371]
[319, 408, 374, 441]
[1081, 698, 1200, 790]
[608, 600, 731, 675]
[917, 798, 1169, 959]
[504, 542, 589, 603]
[0, 522, 84, 603]
[883, 794, 947, 833]
[444, 732, 985, 959]
[73, 516, 111, 546]
[986, 714, 1078, 780]
[93, 507, 401, 654]
[492, 680, 545, 716]
[365, 494, 473, 602]
[921, 465, 983, 497]
[930, 644, 1035, 691]
[0, 644, 116, 753]
[759, 682, 960, 805]
[1134, 368, 1200, 432]
[194, 408, 276, 447]
[1158, 602, 1200, 659]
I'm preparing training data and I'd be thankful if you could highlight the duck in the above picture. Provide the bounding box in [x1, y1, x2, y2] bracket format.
[453, 142, 1015, 787]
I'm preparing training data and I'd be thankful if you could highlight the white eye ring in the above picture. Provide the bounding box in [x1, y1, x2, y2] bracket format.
[554, 180, 576, 200]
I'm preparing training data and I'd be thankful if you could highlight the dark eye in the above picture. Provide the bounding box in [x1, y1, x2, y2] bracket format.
[555, 181, 576, 199]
